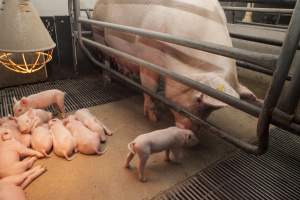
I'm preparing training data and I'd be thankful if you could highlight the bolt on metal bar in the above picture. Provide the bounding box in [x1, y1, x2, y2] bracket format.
[256, 0, 300, 154]
[81, 36, 261, 118]
[79, 40, 260, 153]
[223, 6, 294, 14]
[78, 18, 278, 69]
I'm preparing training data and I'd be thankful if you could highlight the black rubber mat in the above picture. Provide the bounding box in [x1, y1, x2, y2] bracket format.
[0, 77, 135, 117]
[152, 128, 300, 200]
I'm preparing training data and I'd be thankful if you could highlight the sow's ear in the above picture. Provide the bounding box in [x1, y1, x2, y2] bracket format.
[198, 75, 240, 109]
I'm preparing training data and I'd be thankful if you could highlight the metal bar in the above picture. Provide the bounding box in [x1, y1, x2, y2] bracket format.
[257, 0, 300, 154]
[230, 31, 300, 50]
[223, 6, 293, 14]
[81, 36, 261, 118]
[68, 0, 78, 74]
[236, 20, 288, 29]
[237, 61, 292, 80]
[74, 0, 81, 31]
[78, 40, 260, 153]
[80, 8, 94, 12]
[219, 0, 296, 5]
[278, 62, 300, 114]
[79, 18, 278, 69]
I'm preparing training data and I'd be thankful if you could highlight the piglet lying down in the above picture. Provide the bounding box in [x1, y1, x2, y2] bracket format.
[75, 108, 113, 143]
[31, 124, 52, 157]
[0, 134, 44, 178]
[16, 109, 53, 134]
[125, 127, 198, 182]
[49, 119, 77, 161]
[0, 116, 31, 147]
[0, 165, 46, 200]
[64, 116, 106, 155]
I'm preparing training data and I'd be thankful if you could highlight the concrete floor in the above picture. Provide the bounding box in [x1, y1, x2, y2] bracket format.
[25, 96, 238, 200]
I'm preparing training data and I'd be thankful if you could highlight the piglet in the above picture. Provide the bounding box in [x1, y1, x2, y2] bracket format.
[125, 127, 197, 182]
[49, 118, 76, 161]
[75, 108, 112, 143]
[0, 165, 46, 200]
[0, 133, 44, 178]
[64, 116, 106, 155]
[0, 116, 31, 147]
[31, 124, 52, 157]
[16, 109, 52, 134]
[13, 89, 65, 117]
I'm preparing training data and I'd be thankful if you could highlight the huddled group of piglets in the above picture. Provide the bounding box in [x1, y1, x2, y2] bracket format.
[0, 89, 112, 200]
[0, 88, 199, 200]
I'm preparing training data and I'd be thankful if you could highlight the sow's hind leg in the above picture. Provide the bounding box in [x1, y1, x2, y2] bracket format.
[140, 68, 160, 122]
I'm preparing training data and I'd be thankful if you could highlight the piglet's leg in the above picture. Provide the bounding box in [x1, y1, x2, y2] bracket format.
[137, 154, 149, 182]
[0, 165, 36, 185]
[56, 94, 65, 118]
[170, 148, 182, 164]
[125, 152, 135, 168]
[20, 166, 46, 189]
[95, 119, 113, 136]
[15, 157, 37, 173]
[18, 145, 44, 158]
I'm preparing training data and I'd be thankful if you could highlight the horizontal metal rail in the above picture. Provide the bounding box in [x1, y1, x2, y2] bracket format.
[236, 61, 292, 80]
[236, 20, 289, 29]
[219, 0, 296, 5]
[230, 31, 300, 49]
[81, 37, 261, 117]
[223, 6, 294, 14]
[79, 18, 278, 69]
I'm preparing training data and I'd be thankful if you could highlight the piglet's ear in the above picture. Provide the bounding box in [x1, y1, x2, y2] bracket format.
[13, 97, 18, 104]
[20, 97, 29, 106]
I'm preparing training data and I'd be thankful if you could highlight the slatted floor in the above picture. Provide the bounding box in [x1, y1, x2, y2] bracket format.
[152, 128, 300, 200]
[0, 77, 135, 117]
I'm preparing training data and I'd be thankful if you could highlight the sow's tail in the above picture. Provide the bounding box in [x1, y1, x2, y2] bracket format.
[127, 142, 136, 154]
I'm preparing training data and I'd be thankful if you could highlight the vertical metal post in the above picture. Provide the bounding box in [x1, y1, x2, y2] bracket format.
[68, 0, 78, 74]
[73, 0, 82, 44]
[103, 59, 112, 85]
[278, 63, 300, 114]
[257, 0, 300, 154]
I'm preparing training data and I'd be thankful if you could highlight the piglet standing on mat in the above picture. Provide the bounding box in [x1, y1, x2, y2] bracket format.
[13, 89, 65, 117]
[125, 127, 198, 182]
[75, 108, 113, 143]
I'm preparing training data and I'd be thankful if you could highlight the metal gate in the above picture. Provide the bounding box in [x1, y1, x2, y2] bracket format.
[68, 0, 300, 155]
